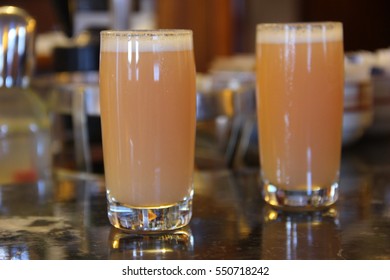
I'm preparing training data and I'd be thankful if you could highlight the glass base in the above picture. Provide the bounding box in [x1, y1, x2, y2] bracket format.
[263, 181, 339, 211]
[107, 193, 193, 233]
[108, 226, 194, 259]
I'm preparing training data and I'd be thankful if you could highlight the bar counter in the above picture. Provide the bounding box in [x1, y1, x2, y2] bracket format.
[1, 135, 390, 260]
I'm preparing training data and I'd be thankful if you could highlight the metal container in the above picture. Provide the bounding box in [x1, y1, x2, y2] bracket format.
[0, 6, 51, 185]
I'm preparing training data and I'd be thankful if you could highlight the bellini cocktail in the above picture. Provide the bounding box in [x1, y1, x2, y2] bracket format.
[256, 22, 344, 210]
[99, 30, 196, 231]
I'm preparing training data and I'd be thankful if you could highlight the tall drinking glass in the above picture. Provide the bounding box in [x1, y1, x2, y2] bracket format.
[99, 30, 196, 231]
[256, 22, 344, 210]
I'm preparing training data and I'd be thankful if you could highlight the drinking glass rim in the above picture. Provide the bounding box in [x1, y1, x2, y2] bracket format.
[101, 29, 193, 38]
[256, 21, 342, 31]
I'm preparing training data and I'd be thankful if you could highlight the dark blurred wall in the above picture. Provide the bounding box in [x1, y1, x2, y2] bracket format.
[235, 0, 390, 53]
[302, 0, 390, 51]
[0, 0, 62, 33]
[235, 0, 302, 53]
[3, 0, 389, 72]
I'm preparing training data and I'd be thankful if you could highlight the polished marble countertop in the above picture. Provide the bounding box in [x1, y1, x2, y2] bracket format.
[1, 135, 390, 260]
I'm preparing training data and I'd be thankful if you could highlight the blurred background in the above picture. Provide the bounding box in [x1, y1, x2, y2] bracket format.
[1, 0, 389, 72]
[1, 0, 389, 174]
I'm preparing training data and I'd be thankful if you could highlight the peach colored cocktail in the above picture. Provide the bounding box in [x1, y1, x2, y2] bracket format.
[256, 22, 344, 210]
[100, 30, 196, 231]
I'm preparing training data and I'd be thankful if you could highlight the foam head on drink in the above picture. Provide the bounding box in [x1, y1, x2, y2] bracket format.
[256, 23, 344, 194]
[100, 31, 196, 209]
[100, 30, 194, 53]
[256, 23, 342, 45]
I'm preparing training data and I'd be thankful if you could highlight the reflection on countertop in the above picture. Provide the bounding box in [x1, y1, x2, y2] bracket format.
[1, 135, 390, 260]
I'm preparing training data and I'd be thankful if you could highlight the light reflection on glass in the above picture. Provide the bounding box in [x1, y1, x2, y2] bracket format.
[153, 63, 160, 81]
[109, 226, 194, 260]
[0, 244, 30, 260]
[17, 27, 26, 55]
